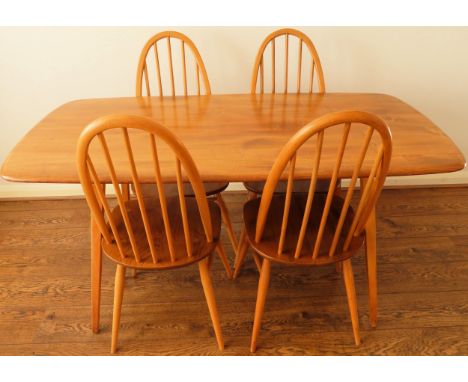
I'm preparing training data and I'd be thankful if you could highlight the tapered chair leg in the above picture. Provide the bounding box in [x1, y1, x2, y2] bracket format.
[198, 258, 224, 351]
[216, 241, 233, 279]
[216, 193, 238, 253]
[233, 228, 261, 278]
[233, 228, 249, 279]
[111, 264, 126, 354]
[252, 253, 262, 272]
[121, 184, 137, 280]
[250, 259, 271, 353]
[91, 184, 105, 334]
[361, 178, 378, 327]
[365, 207, 378, 328]
[342, 259, 361, 346]
[91, 215, 102, 334]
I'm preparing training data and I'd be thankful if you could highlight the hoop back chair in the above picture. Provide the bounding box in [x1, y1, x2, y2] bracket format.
[135, 31, 238, 254]
[244, 29, 327, 196]
[136, 30, 211, 97]
[243, 111, 392, 352]
[237, 28, 329, 277]
[77, 114, 230, 353]
[250, 28, 325, 95]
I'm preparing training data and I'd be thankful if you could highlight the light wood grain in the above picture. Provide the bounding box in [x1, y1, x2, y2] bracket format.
[2, 93, 464, 184]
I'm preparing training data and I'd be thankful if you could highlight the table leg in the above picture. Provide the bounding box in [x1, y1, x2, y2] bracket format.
[91, 214, 102, 333]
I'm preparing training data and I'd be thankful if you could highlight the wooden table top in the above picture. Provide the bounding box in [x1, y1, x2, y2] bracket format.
[1, 93, 465, 183]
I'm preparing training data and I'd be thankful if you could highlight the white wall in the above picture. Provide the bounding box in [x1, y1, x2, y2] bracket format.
[1, 27, 467, 198]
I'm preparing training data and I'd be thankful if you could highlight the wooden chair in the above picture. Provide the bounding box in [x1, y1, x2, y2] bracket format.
[135, 31, 238, 253]
[241, 111, 392, 352]
[244, 28, 326, 195]
[77, 114, 231, 353]
[236, 28, 329, 277]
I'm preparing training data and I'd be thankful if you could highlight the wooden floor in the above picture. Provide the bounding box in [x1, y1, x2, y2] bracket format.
[0, 188, 467, 355]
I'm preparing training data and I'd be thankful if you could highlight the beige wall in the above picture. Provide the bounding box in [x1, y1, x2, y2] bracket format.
[1, 27, 467, 197]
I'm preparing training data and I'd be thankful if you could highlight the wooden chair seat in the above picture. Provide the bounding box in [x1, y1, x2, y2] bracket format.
[243, 194, 364, 266]
[102, 197, 221, 270]
[135, 181, 229, 198]
[243, 179, 330, 195]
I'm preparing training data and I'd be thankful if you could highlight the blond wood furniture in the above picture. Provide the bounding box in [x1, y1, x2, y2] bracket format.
[244, 111, 392, 352]
[136, 31, 211, 97]
[244, 28, 327, 196]
[77, 114, 229, 353]
[2, 93, 464, 334]
[250, 28, 325, 95]
[3, 94, 462, 183]
[240, 28, 330, 276]
[135, 31, 237, 255]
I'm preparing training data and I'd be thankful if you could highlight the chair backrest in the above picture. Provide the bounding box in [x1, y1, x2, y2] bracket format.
[255, 111, 392, 259]
[77, 115, 213, 265]
[251, 28, 325, 94]
[136, 31, 211, 97]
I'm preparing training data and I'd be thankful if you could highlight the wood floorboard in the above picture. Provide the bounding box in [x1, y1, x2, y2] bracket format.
[0, 188, 467, 355]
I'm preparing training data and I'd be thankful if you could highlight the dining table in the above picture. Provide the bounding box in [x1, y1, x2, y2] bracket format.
[1, 92, 465, 334]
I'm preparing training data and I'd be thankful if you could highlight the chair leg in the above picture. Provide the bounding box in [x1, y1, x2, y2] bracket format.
[365, 207, 378, 328]
[342, 259, 361, 346]
[111, 264, 126, 354]
[216, 193, 238, 253]
[216, 241, 233, 279]
[252, 253, 262, 272]
[198, 258, 224, 351]
[91, 215, 102, 334]
[233, 227, 261, 278]
[121, 186, 139, 276]
[233, 227, 249, 279]
[250, 259, 271, 353]
[361, 178, 378, 327]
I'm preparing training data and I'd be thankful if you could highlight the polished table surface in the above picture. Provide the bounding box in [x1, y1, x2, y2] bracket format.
[1, 93, 465, 183]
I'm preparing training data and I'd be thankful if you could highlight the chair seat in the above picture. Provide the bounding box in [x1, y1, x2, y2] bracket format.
[135, 182, 229, 198]
[102, 197, 221, 269]
[243, 179, 331, 195]
[243, 193, 364, 266]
